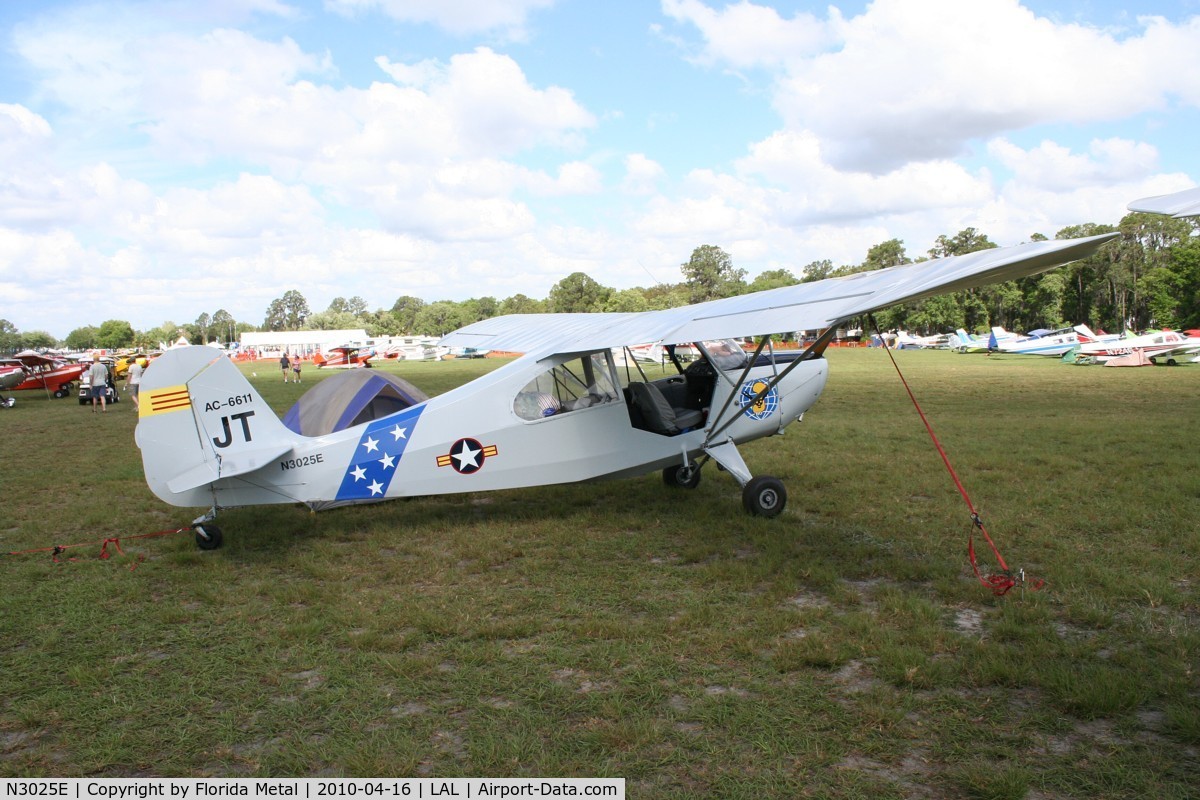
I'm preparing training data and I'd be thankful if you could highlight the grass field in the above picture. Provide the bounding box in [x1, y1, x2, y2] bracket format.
[2, 348, 1198, 798]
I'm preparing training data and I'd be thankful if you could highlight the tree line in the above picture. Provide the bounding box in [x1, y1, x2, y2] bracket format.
[5, 210, 1197, 354]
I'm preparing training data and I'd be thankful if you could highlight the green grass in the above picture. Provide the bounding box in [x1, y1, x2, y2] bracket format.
[2, 349, 1198, 797]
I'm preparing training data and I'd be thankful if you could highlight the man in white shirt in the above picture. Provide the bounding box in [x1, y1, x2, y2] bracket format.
[89, 357, 110, 413]
[127, 357, 144, 409]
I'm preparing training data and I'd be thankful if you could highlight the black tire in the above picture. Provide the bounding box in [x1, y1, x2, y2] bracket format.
[742, 476, 786, 517]
[663, 464, 702, 489]
[194, 525, 224, 550]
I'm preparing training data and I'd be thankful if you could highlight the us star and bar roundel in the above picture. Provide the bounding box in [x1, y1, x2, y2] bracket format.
[437, 437, 498, 474]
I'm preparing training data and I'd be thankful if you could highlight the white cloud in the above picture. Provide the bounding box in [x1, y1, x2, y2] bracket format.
[0, 104, 52, 141]
[660, 0, 833, 68]
[375, 48, 595, 157]
[734, 130, 993, 222]
[622, 154, 666, 195]
[326, 0, 556, 39]
[667, 0, 1200, 173]
[988, 137, 1160, 192]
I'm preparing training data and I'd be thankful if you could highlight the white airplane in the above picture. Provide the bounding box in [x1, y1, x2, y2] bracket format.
[993, 324, 1115, 357]
[893, 331, 950, 349]
[134, 233, 1117, 549]
[951, 328, 1016, 353]
[1078, 328, 1200, 365]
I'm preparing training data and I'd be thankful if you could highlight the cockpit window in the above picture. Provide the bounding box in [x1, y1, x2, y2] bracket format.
[513, 351, 621, 421]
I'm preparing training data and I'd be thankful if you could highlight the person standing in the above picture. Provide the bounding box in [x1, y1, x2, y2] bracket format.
[291, 355, 302, 383]
[89, 357, 110, 413]
[127, 356, 144, 409]
[280, 352, 291, 382]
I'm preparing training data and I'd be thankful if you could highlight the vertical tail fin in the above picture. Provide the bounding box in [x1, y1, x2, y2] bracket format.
[136, 347, 296, 507]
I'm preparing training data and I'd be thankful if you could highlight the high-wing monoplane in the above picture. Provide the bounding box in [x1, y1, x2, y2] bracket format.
[4, 351, 86, 398]
[135, 233, 1118, 549]
[312, 345, 373, 368]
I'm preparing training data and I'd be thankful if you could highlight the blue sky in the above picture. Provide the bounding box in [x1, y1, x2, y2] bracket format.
[2, 0, 1198, 338]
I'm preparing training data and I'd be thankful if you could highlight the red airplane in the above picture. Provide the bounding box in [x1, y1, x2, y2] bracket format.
[312, 345, 373, 369]
[2, 351, 87, 398]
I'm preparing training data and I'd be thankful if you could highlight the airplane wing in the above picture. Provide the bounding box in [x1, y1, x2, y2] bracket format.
[440, 233, 1118, 357]
[1127, 187, 1200, 219]
[13, 350, 56, 367]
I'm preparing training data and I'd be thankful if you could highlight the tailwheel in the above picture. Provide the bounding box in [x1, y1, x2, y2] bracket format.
[194, 524, 224, 550]
[663, 463, 702, 489]
[743, 476, 786, 517]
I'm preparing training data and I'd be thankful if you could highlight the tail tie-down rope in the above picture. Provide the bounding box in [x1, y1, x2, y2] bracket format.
[871, 318, 1045, 596]
[5, 528, 192, 571]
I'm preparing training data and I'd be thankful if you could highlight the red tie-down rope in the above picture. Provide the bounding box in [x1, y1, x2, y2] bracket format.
[871, 320, 1044, 596]
[4, 528, 192, 571]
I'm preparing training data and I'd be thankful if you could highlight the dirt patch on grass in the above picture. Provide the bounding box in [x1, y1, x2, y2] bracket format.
[953, 607, 983, 637]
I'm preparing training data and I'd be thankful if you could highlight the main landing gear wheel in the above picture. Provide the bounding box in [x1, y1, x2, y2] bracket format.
[194, 524, 224, 550]
[743, 476, 786, 517]
[663, 464, 702, 489]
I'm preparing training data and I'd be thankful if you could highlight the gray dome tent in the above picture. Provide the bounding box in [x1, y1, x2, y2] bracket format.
[283, 369, 429, 436]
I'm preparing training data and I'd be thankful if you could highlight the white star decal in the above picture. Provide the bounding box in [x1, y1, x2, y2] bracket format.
[362, 436, 379, 453]
[453, 442, 481, 470]
[379, 453, 395, 470]
[367, 480, 384, 496]
[351, 465, 367, 482]
[390, 425, 407, 440]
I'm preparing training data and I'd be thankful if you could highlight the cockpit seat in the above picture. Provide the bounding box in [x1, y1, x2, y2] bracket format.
[627, 381, 704, 435]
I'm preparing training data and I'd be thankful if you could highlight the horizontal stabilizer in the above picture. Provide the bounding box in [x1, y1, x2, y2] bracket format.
[166, 441, 295, 493]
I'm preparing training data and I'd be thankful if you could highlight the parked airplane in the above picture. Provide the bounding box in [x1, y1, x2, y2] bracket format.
[951, 328, 1015, 353]
[3, 351, 87, 398]
[448, 347, 491, 359]
[1078, 329, 1200, 365]
[992, 324, 1114, 357]
[313, 345, 373, 369]
[134, 233, 1118, 549]
[893, 331, 951, 349]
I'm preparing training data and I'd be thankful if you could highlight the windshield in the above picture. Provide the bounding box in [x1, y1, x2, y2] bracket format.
[699, 339, 749, 371]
